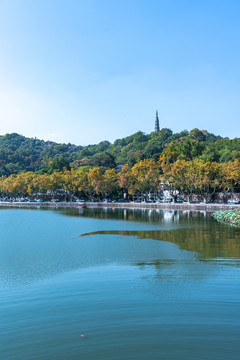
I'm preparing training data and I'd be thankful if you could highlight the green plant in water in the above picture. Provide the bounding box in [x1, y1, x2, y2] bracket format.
[212, 210, 240, 226]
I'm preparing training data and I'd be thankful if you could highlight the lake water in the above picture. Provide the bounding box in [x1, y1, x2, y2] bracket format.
[0, 207, 240, 360]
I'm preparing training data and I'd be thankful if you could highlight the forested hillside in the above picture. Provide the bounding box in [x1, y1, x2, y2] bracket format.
[0, 133, 82, 175]
[0, 128, 239, 176]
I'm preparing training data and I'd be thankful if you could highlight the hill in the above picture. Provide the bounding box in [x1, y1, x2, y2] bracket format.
[0, 129, 239, 176]
[0, 133, 82, 175]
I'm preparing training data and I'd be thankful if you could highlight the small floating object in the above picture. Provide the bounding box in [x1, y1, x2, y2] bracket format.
[78, 203, 87, 208]
[80, 334, 85, 337]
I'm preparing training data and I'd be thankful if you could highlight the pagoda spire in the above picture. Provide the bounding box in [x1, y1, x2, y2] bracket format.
[154, 110, 160, 132]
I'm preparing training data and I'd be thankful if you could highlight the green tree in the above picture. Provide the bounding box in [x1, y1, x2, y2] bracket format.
[47, 156, 70, 174]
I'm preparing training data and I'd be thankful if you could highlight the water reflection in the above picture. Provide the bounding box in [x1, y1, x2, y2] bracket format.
[81, 227, 240, 259]
[60, 206, 207, 226]
[0, 207, 240, 288]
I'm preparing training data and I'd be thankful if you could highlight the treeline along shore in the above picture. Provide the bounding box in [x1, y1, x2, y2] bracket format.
[0, 156, 239, 204]
[0, 128, 240, 203]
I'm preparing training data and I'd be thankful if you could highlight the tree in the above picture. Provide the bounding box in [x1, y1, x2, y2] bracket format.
[87, 168, 103, 199]
[92, 152, 116, 169]
[162, 160, 198, 202]
[193, 160, 221, 202]
[47, 156, 70, 174]
[130, 159, 160, 199]
[189, 128, 206, 142]
[220, 160, 240, 198]
[102, 169, 118, 198]
[70, 158, 92, 170]
[48, 171, 64, 198]
[118, 164, 135, 197]
[62, 169, 88, 198]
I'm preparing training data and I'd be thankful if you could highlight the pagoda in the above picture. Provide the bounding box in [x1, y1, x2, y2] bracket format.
[154, 111, 160, 132]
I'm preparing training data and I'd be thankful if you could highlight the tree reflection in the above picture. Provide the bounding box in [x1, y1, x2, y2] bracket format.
[81, 226, 240, 260]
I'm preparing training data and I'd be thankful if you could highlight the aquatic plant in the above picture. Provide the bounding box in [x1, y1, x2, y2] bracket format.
[212, 209, 240, 226]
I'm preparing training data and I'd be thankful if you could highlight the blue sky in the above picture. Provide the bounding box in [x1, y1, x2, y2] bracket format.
[0, 0, 239, 145]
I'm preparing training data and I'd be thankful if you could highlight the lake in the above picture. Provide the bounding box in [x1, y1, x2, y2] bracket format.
[0, 207, 240, 360]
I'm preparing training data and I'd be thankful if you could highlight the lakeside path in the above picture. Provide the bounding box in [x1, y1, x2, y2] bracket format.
[0, 201, 240, 212]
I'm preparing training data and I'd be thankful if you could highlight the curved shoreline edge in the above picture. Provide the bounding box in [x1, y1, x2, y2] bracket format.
[0, 201, 240, 212]
[212, 210, 240, 226]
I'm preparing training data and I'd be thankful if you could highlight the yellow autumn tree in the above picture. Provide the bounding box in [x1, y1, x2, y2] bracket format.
[130, 159, 160, 199]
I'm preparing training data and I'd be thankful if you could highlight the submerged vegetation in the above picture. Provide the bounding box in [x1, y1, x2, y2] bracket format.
[212, 210, 240, 227]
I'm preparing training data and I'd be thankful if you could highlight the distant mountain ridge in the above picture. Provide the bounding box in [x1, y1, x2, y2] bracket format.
[0, 129, 239, 176]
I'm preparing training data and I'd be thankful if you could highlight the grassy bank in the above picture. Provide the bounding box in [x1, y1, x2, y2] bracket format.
[212, 210, 240, 226]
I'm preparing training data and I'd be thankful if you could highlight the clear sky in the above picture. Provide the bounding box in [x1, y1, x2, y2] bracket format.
[0, 0, 239, 145]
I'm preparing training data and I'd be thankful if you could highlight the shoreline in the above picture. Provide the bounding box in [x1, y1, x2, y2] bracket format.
[0, 201, 240, 212]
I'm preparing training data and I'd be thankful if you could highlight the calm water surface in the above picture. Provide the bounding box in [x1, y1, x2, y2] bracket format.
[0, 207, 240, 359]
